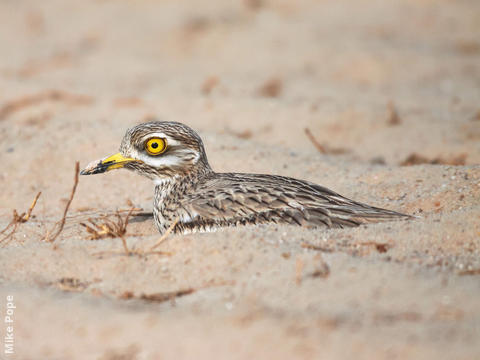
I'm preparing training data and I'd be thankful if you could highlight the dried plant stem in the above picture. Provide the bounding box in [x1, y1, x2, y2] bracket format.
[301, 241, 334, 253]
[46, 162, 79, 242]
[304, 128, 326, 153]
[304, 128, 350, 155]
[0, 214, 16, 238]
[150, 218, 179, 251]
[140, 288, 195, 304]
[25, 191, 42, 221]
[82, 208, 169, 257]
[119, 208, 134, 254]
[0, 192, 41, 246]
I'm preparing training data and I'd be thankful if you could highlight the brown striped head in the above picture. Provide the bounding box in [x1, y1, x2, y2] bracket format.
[81, 121, 212, 183]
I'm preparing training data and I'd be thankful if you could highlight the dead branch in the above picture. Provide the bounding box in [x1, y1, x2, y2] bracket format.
[46, 162, 79, 242]
[301, 241, 334, 253]
[81, 209, 133, 241]
[140, 289, 195, 304]
[120, 280, 234, 304]
[81, 208, 133, 255]
[304, 128, 326, 153]
[304, 128, 350, 155]
[400, 153, 467, 166]
[84, 208, 172, 257]
[0, 192, 41, 246]
[150, 218, 179, 251]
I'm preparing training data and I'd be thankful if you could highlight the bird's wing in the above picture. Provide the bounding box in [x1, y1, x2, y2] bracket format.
[179, 173, 410, 229]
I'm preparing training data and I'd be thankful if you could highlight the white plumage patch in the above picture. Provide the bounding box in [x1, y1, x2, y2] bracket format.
[139, 153, 183, 168]
[153, 178, 174, 186]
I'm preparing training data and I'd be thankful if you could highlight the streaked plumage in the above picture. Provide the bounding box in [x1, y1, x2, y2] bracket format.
[81, 121, 412, 234]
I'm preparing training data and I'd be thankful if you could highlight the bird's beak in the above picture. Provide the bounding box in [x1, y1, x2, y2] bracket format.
[80, 152, 140, 175]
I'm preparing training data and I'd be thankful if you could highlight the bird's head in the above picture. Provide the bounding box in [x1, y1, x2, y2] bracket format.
[80, 121, 211, 183]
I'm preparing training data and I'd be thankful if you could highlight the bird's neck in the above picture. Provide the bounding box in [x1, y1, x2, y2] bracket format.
[153, 165, 213, 217]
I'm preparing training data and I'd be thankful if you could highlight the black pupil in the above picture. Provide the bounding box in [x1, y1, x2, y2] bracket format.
[151, 142, 158, 149]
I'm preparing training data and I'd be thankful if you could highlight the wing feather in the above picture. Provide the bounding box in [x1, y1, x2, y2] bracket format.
[179, 173, 411, 229]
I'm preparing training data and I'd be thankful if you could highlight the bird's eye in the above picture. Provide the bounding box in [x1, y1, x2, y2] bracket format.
[145, 138, 167, 155]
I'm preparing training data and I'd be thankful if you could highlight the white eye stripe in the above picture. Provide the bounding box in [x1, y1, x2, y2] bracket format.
[141, 132, 166, 140]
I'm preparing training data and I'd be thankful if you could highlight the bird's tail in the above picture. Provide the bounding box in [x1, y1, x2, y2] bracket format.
[323, 202, 414, 228]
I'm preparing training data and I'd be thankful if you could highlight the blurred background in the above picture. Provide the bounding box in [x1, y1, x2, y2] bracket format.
[1, 1, 480, 359]
[0, 0, 478, 167]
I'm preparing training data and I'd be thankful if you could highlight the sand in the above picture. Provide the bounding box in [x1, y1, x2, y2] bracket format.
[0, 0, 479, 359]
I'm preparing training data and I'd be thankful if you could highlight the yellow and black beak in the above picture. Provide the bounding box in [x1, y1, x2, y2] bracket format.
[80, 153, 140, 175]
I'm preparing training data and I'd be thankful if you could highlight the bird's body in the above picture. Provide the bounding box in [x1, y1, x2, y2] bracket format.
[81, 121, 411, 234]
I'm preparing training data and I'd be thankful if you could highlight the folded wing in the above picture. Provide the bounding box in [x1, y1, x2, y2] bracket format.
[179, 173, 411, 230]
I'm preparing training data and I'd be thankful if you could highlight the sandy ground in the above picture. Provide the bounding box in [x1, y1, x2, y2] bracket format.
[1, 0, 480, 359]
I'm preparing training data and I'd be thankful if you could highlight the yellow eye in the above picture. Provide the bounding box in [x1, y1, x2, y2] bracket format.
[145, 137, 167, 155]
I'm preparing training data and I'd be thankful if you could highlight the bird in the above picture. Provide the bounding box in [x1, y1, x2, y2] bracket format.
[80, 121, 412, 235]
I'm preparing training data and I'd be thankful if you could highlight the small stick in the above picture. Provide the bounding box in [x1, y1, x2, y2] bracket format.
[46, 162, 79, 242]
[0, 217, 16, 237]
[92, 249, 172, 259]
[119, 235, 130, 254]
[24, 191, 42, 222]
[150, 218, 179, 251]
[119, 208, 134, 254]
[123, 280, 234, 303]
[301, 241, 334, 253]
[0, 192, 42, 246]
[140, 288, 195, 304]
[83, 208, 164, 257]
[304, 128, 326, 154]
[0, 218, 19, 245]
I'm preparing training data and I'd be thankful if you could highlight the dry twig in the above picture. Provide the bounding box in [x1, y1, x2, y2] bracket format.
[304, 128, 350, 155]
[304, 128, 327, 153]
[140, 289, 195, 304]
[81, 209, 133, 241]
[86, 209, 172, 257]
[0, 192, 41, 246]
[82, 208, 134, 255]
[150, 218, 179, 251]
[400, 153, 467, 166]
[121, 280, 234, 304]
[301, 241, 334, 253]
[45, 162, 79, 242]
